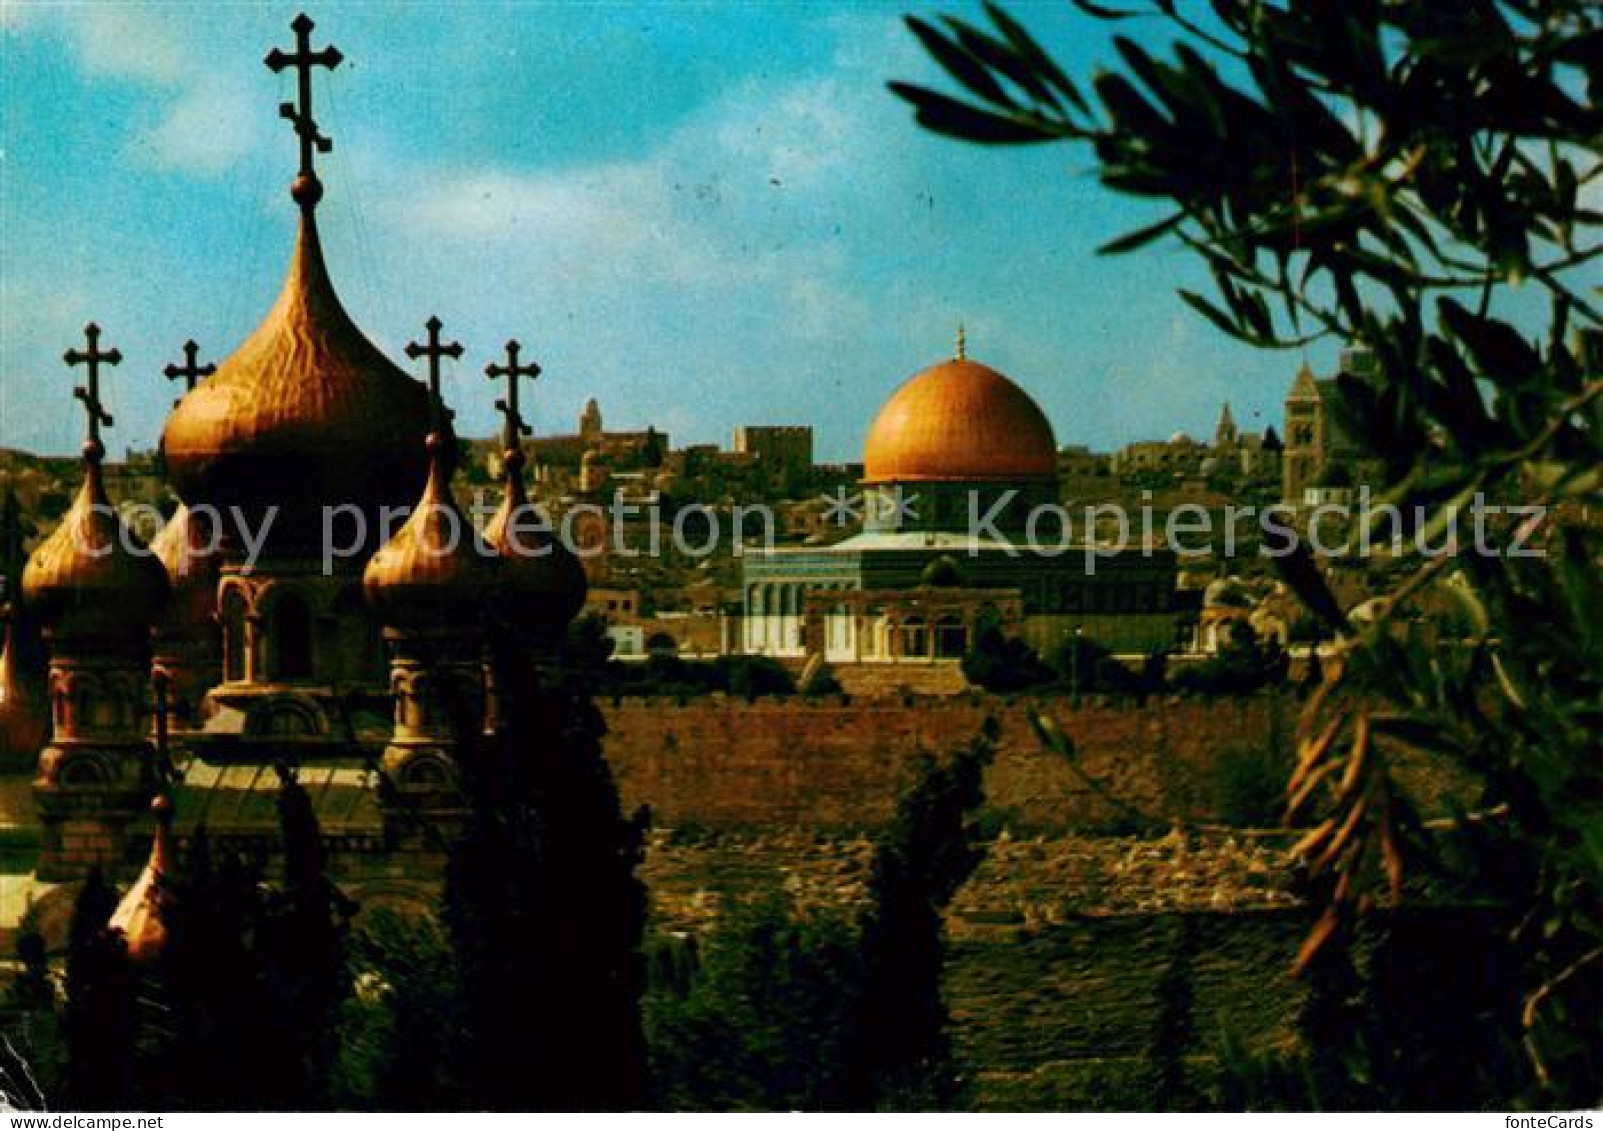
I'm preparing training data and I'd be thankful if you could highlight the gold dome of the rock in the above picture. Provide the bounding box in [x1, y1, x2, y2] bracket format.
[863, 357, 1057, 484]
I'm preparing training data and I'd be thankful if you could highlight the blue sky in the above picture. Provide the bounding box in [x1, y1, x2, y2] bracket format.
[4, 0, 1325, 462]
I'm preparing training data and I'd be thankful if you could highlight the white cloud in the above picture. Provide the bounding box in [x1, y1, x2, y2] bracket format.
[134, 75, 260, 174]
[58, 4, 187, 84]
[20, 4, 260, 175]
[379, 65, 885, 338]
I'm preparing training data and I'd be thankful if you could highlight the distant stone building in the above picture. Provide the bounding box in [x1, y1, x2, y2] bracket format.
[1282, 348, 1384, 504]
[1111, 432, 1204, 477]
[529, 399, 667, 477]
[1112, 404, 1280, 485]
[732, 425, 813, 479]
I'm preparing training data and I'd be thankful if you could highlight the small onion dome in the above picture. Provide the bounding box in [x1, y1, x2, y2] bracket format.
[0, 606, 49, 767]
[919, 554, 967, 588]
[150, 503, 220, 631]
[21, 444, 168, 639]
[484, 449, 586, 632]
[160, 213, 434, 523]
[110, 794, 175, 965]
[364, 434, 494, 631]
[863, 357, 1056, 484]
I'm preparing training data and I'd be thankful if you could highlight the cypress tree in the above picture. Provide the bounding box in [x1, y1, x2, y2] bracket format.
[443, 645, 648, 1110]
[835, 721, 997, 1109]
[261, 763, 354, 1107]
[60, 868, 137, 1110]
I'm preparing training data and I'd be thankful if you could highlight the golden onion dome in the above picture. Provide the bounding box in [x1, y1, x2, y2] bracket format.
[485, 449, 586, 633]
[364, 435, 494, 631]
[21, 445, 169, 638]
[160, 214, 433, 523]
[110, 794, 174, 965]
[862, 356, 1057, 484]
[151, 503, 220, 630]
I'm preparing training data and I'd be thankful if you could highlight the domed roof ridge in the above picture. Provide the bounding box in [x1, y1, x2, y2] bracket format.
[484, 448, 586, 634]
[22, 448, 168, 638]
[863, 355, 1057, 484]
[161, 213, 432, 518]
[110, 795, 175, 964]
[365, 435, 494, 630]
[151, 503, 220, 629]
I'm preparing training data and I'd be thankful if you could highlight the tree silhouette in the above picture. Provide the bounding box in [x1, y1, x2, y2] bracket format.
[60, 869, 136, 1110]
[892, 0, 1601, 1103]
[443, 644, 648, 1109]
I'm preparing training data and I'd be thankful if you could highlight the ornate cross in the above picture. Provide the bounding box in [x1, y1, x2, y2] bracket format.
[485, 339, 540, 447]
[163, 339, 215, 404]
[264, 13, 343, 185]
[64, 323, 121, 447]
[405, 316, 463, 432]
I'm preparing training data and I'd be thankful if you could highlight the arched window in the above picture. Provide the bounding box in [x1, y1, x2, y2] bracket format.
[934, 615, 967, 658]
[272, 592, 313, 681]
[901, 616, 928, 658]
[221, 589, 247, 682]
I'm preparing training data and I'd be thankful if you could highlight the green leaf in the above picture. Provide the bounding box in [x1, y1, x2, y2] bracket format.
[984, 2, 1090, 115]
[1179, 287, 1250, 340]
[943, 17, 1062, 113]
[1273, 543, 1348, 632]
[1069, 0, 1138, 19]
[886, 82, 1063, 144]
[1097, 212, 1183, 254]
[905, 16, 1014, 109]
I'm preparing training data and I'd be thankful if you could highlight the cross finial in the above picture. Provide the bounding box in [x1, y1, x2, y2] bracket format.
[405, 316, 463, 433]
[955, 322, 967, 361]
[264, 13, 343, 210]
[163, 339, 215, 406]
[485, 339, 540, 450]
[64, 323, 121, 453]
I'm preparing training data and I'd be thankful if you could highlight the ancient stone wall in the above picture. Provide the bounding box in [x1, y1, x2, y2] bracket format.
[598, 691, 1465, 833]
[599, 693, 1291, 831]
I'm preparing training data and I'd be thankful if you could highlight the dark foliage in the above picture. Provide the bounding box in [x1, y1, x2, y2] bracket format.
[894, 1, 1602, 1101]
[1214, 738, 1292, 827]
[645, 725, 998, 1110]
[147, 770, 354, 1111]
[835, 722, 998, 1108]
[59, 869, 136, 1110]
[1, 908, 58, 1109]
[593, 652, 796, 700]
[442, 645, 649, 1109]
[644, 895, 861, 1110]
[1172, 622, 1289, 696]
[962, 616, 1053, 693]
[336, 911, 465, 1108]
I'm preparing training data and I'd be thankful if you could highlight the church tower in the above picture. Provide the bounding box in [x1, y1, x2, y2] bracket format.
[1214, 401, 1239, 452]
[159, 15, 436, 739]
[580, 397, 603, 439]
[22, 325, 170, 880]
[364, 318, 491, 846]
[1282, 362, 1321, 503]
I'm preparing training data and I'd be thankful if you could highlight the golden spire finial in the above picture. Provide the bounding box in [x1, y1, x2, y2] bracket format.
[955, 322, 967, 361]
